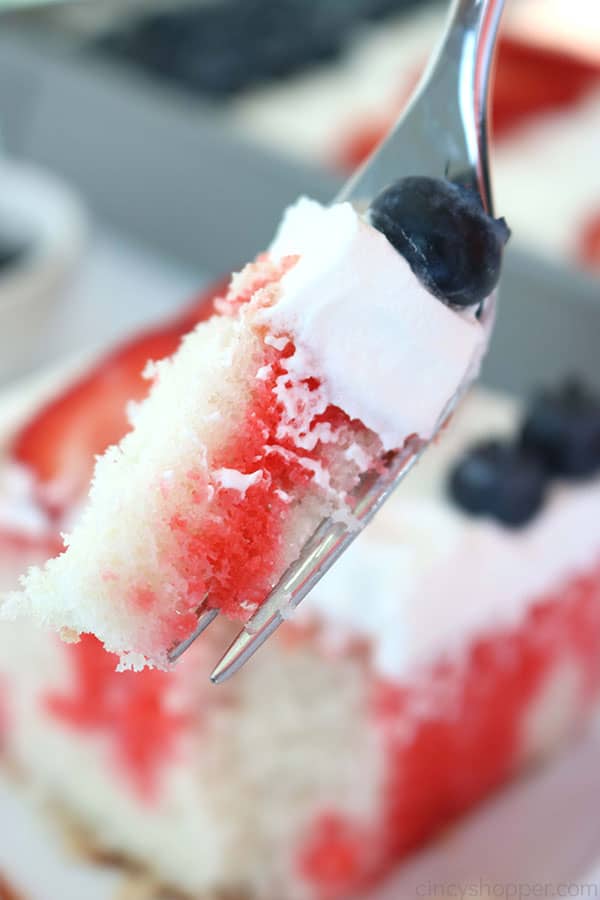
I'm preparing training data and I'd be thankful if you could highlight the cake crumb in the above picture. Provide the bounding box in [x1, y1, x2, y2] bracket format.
[59, 627, 80, 644]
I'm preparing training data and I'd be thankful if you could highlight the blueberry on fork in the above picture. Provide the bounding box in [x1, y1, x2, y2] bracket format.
[369, 176, 510, 309]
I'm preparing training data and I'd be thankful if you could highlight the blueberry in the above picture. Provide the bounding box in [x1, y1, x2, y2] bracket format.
[449, 440, 548, 528]
[369, 176, 510, 308]
[521, 379, 600, 479]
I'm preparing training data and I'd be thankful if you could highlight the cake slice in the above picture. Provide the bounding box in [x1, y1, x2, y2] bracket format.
[2, 180, 506, 670]
[0, 359, 599, 899]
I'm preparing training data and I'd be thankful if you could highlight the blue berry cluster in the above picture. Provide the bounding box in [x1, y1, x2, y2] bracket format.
[93, 0, 434, 99]
[449, 380, 600, 528]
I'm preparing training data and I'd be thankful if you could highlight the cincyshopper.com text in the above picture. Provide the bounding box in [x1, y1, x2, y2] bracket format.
[415, 880, 599, 898]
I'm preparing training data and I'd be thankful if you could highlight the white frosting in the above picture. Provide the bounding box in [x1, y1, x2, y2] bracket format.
[302, 482, 600, 679]
[213, 468, 264, 495]
[297, 388, 600, 680]
[259, 198, 485, 451]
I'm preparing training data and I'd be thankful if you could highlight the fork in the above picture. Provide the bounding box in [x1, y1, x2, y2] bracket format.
[167, 0, 506, 682]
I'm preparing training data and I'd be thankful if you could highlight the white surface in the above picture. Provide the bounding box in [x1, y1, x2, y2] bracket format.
[0, 773, 122, 900]
[0, 162, 87, 382]
[0, 463, 51, 538]
[375, 723, 600, 900]
[493, 91, 600, 264]
[0, 219, 205, 390]
[509, 0, 600, 64]
[263, 198, 484, 450]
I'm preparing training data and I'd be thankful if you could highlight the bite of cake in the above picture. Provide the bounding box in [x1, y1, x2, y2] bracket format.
[1, 177, 508, 670]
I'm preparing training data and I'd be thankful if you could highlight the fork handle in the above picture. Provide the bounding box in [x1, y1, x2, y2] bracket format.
[423, 0, 506, 211]
[338, 0, 506, 215]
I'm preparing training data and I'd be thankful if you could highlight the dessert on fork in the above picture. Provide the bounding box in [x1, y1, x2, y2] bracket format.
[1, 0, 509, 681]
[1, 178, 507, 670]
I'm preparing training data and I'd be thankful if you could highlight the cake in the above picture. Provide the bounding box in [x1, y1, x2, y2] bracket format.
[1, 180, 508, 670]
[0, 308, 599, 897]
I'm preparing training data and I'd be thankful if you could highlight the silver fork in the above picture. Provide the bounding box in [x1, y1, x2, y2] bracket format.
[167, 0, 506, 682]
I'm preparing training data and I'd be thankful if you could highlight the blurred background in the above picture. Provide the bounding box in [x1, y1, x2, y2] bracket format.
[0, 1, 599, 898]
[0, 0, 598, 386]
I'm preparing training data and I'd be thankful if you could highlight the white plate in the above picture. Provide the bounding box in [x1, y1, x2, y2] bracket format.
[0, 161, 87, 382]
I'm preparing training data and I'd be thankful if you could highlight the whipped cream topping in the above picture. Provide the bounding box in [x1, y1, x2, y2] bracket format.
[302, 483, 600, 680]
[298, 393, 600, 680]
[258, 198, 486, 451]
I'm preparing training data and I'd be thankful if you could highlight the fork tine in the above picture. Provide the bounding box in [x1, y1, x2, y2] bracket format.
[210, 440, 425, 683]
[168, 607, 219, 663]
[210, 609, 284, 684]
[210, 515, 353, 683]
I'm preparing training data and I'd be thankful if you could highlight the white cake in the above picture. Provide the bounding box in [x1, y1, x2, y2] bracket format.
[0, 358, 599, 899]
